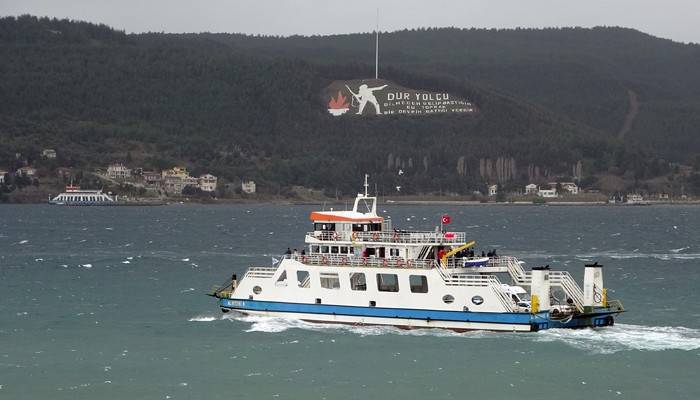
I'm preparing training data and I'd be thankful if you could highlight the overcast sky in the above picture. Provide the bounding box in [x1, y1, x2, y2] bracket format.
[3, 0, 700, 43]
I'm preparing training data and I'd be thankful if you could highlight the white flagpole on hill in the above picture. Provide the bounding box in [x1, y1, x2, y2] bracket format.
[375, 8, 379, 80]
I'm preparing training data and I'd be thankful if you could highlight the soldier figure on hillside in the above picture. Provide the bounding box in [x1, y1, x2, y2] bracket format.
[346, 83, 388, 115]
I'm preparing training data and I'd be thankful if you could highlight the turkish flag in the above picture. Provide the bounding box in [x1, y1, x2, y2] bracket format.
[441, 215, 451, 225]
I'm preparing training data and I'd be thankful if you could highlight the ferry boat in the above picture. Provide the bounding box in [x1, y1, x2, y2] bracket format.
[209, 176, 625, 332]
[49, 184, 117, 206]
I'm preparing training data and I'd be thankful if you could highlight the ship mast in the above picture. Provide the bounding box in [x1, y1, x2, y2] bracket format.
[363, 174, 369, 197]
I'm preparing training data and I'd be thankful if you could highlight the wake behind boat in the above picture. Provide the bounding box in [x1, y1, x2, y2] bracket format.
[209, 176, 624, 332]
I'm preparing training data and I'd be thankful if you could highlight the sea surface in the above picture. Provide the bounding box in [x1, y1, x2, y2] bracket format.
[1, 204, 699, 399]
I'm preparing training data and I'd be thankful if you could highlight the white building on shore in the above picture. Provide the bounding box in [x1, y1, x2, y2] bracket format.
[537, 188, 558, 198]
[16, 166, 36, 177]
[107, 163, 131, 180]
[487, 184, 498, 197]
[242, 180, 256, 194]
[525, 183, 538, 195]
[42, 149, 57, 159]
[198, 174, 218, 192]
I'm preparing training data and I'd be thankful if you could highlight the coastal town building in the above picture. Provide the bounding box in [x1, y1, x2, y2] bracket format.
[41, 149, 57, 159]
[487, 184, 498, 197]
[560, 182, 579, 195]
[107, 163, 131, 180]
[547, 182, 579, 195]
[242, 180, 256, 194]
[16, 166, 36, 177]
[627, 194, 645, 204]
[161, 167, 189, 179]
[142, 171, 162, 186]
[537, 188, 558, 198]
[198, 174, 218, 192]
[163, 175, 199, 194]
[525, 183, 538, 195]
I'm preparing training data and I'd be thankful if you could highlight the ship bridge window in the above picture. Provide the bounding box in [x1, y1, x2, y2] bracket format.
[350, 273, 366, 291]
[320, 273, 340, 289]
[297, 271, 310, 288]
[409, 275, 429, 293]
[352, 223, 382, 232]
[377, 273, 399, 292]
[314, 223, 336, 231]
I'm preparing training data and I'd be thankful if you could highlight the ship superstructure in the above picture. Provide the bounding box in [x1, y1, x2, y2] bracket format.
[210, 176, 624, 332]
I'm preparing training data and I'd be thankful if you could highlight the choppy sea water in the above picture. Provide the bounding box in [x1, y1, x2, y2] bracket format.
[1, 204, 699, 399]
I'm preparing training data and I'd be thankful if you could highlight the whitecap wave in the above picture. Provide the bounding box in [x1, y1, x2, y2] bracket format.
[535, 323, 700, 354]
[188, 314, 219, 322]
[526, 251, 700, 261]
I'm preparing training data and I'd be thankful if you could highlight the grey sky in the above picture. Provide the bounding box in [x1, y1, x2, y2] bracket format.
[2, 0, 700, 43]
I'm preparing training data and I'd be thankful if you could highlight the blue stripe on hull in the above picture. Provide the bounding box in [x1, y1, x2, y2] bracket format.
[218, 299, 620, 330]
[219, 298, 539, 325]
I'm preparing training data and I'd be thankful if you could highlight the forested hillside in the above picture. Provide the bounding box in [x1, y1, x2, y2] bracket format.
[1, 16, 698, 197]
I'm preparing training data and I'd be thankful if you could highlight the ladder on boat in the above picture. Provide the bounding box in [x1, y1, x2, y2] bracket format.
[500, 256, 585, 312]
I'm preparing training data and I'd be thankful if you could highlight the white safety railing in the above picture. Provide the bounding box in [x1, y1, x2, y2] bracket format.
[549, 271, 584, 312]
[307, 230, 466, 244]
[494, 256, 584, 312]
[296, 253, 434, 269]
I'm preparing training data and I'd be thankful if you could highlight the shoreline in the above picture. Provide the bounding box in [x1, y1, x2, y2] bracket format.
[3, 198, 700, 206]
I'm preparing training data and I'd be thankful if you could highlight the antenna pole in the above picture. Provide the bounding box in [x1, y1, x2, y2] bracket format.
[375, 8, 379, 80]
[364, 174, 369, 197]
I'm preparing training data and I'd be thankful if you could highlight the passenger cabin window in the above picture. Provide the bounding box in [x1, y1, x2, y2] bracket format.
[320, 273, 340, 289]
[349, 273, 367, 291]
[314, 223, 336, 231]
[331, 246, 339, 254]
[409, 275, 429, 293]
[311, 245, 320, 253]
[321, 246, 329, 253]
[352, 223, 382, 232]
[389, 248, 400, 257]
[340, 246, 349, 254]
[297, 271, 310, 288]
[377, 273, 399, 292]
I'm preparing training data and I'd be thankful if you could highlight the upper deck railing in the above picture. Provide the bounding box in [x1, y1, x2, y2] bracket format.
[306, 230, 467, 245]
[294, 253, 435, 269]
